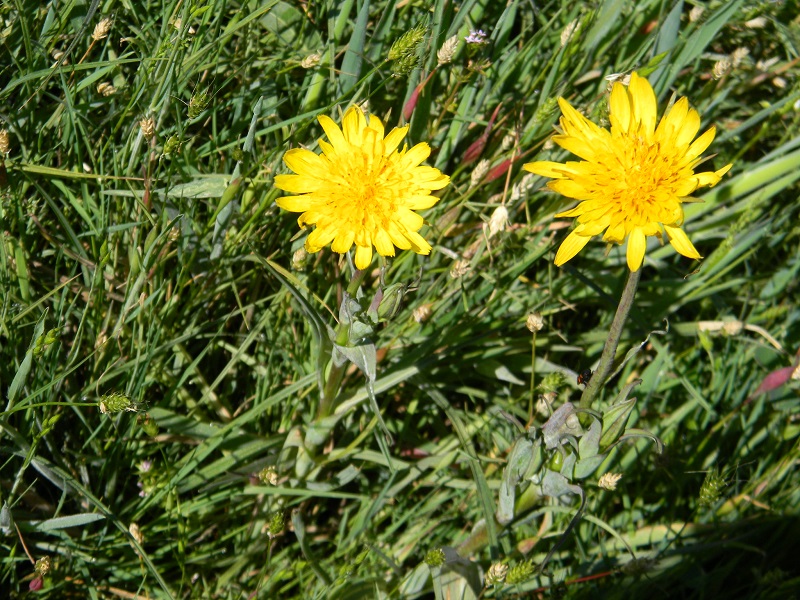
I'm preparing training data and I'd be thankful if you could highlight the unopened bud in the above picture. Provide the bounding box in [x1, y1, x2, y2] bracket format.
[291, 247, 309, 270]
[376, 283, 406, 322]
[139, 413, 159, 437]
[689, 6, 704, 22]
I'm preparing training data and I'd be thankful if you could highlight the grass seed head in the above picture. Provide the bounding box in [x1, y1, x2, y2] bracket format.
[437, 35, 458, 65]
[505, 559, 535, 584]
[0, 129, 9, 154]
[485, 562, 508, 586]
[139, 117, 156, 139]
[424, 548, 445, 567]
[92, 17, 113, 41]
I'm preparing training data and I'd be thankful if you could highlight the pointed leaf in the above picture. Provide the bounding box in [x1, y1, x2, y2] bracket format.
[497, 437, 533, 524]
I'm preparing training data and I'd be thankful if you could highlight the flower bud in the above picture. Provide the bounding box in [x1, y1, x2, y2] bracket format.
[291, 247, 309, 270]
[376, 283, 406, 322]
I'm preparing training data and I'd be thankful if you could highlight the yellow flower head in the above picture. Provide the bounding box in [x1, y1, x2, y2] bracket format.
[524, 72, 731, 272]
[274, 106, 450, 270]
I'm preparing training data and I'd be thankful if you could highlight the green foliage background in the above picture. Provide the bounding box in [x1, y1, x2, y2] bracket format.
[1, 0, 799, 597]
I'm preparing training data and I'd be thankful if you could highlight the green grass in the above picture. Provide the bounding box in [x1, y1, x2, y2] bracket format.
[2, 0, 799, 597]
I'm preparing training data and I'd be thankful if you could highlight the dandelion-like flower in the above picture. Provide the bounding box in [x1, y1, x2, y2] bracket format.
[274, 106, 450, 270]
[524, 72, 731, 271]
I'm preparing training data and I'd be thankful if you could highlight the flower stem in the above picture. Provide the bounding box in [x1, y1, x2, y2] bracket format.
[528, 330, 536, 425]
[578, 268, 641, 411]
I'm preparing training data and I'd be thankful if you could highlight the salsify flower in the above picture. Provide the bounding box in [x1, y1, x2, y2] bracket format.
[525, 72, 731, 271]
[274, 106, 450, 270]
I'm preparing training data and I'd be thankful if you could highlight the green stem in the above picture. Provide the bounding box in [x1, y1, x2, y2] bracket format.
[529, 330, 536, 425]
[578, 268, 641, 411]
[315, 266, 368, 421]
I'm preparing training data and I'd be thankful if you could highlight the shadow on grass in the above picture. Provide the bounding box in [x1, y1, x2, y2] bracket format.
[573, 514, 800, 599]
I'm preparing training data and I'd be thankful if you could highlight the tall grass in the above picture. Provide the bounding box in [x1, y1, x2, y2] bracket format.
[1, 0, 799, 597]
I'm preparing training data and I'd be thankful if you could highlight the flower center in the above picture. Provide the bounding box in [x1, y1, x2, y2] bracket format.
[609, 135, 678, 224]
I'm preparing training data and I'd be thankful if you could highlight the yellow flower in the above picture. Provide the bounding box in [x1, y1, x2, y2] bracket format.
[524, 72, 731, 272]
[274, 106, 450, 270]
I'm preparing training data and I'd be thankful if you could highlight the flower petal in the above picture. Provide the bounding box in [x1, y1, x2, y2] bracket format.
[629, 72, 657, 136]
[610, 81, 632, 133]
[626, 227, 646, 271]
[554, 230, 591, 266]
[354, 244, 373, 270]
[524, 160, 572, 178]
[664, 224, 701, 259]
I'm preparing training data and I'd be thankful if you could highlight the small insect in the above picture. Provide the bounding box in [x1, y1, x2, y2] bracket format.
[577, 369, 592, 386]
